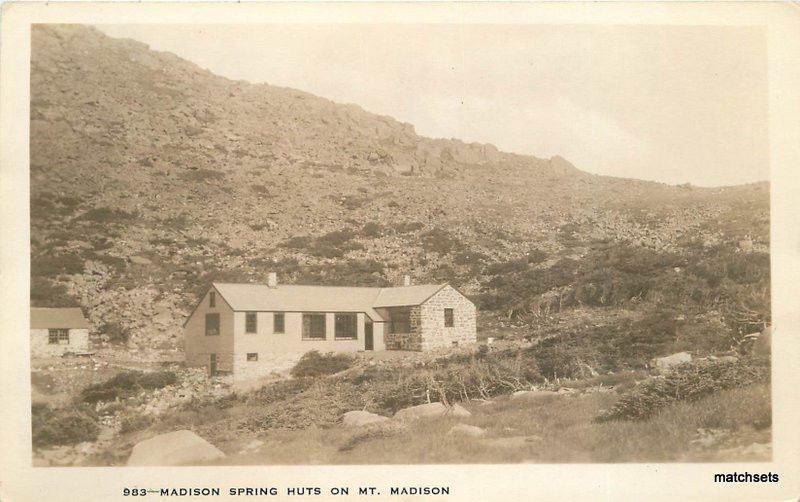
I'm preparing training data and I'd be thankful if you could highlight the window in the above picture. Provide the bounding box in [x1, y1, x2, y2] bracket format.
[246, 353, 258, 362]
[334, 313, 357, 340]
[388, 308, 411, 334]
[273, 313, 285, 334]
[302, 313, 326, 340]
[444, 308, 454, 327]
[209, 291, 216, 308]
[245, 312, 257, 333]
[205, 313, 220, 336]
[48, 328, 69, 345]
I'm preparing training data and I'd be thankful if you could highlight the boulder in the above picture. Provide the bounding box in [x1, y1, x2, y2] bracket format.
[450, 404, 472, 418]
[511, 390, 558, 400]
[448, 424, 486, 438]
[393, 402, 471, 421]
[238, 439, 264, 454]
[342, 410, 390, 427]
[653, 352, 692, 370]
[753, 328, 771, 357]
[129, 256, 152, 265]
[126, 430, 225, 466]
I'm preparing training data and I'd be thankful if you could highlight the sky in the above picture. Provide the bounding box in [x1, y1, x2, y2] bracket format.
[97, 24, 769, 187]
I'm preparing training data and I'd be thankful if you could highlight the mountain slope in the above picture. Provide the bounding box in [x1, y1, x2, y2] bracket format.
[29, 24, 769, 348]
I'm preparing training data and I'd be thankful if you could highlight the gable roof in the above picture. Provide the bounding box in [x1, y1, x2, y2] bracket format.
[211, 282, 451, 322]
[31, 308, 89, 329]
[372, 284, 447, 308]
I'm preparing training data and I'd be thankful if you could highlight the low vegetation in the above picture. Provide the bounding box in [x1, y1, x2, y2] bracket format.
[32, 403, 99, 447]
[596, 356, 770, 422]
[212, 383, 770, 465]
[290, 351, 354, 378]
[80, 370, 178, 404]
[480, 242, 769, 336]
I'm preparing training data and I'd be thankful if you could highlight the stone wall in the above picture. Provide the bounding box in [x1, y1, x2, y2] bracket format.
[383, 305, 423, 350]
[30, 328, 90, 358]
[419, 285, 477, 350]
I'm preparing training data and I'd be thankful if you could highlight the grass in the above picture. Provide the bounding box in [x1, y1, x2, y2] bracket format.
[203, 383, 769, 465]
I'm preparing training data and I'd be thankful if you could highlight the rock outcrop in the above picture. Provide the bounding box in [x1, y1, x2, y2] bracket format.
[393, 402, 471, 421]
[342, 410, 390, 427]
[447, 424, 486, 437]
[652, 352, 692, 371]
[126, 430, 226, 466]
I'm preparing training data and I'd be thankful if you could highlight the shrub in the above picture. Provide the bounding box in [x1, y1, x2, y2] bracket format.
[526, 248, 548, 264]
[596, 357, 770, 422]
[283, 229, 365, 258]
[179, 169, 225, 182]
[80, 370, 178, 404]
[294, 259, 388, 287]
[30, 277, 79, 307]
[419, 228, 461, 255]
[31, 253, 85, 277]
[76, 207, 137, 223]
[317, 229, 358, 247]
[91, 237, 114, 251]
[479, 240, 769, 338]
[57, 196, 82, 208]
[529, 311, 682, 378]
[119, 413, 154, 434]
[91, 253, 127, 273]
[149, 237, 176, 247]
[453, 250, 489, 268]
[485, 257, 529, 276]
[290, 351, 354, 378]
[391, 221, 423, 234]
[282, 235, 313, 250]
[246, 378, 316, 406]
[32, 403, 99, 447]
[99, 322, 130, 344]
[361, 222, 385, 238]
[357, 349, 541, 414]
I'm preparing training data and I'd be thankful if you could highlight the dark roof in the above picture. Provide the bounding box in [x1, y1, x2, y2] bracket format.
[31, 308, 89, 329]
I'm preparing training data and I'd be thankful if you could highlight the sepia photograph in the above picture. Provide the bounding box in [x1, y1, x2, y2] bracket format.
[24, 20, 776, 469]
[3, 1, 800, 499]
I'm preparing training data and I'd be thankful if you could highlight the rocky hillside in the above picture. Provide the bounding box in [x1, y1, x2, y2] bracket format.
[29, 24, 770, 349]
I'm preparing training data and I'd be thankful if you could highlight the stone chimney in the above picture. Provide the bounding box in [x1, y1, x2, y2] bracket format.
[267, 272, 278, 288]
[403, 275, 412, 287]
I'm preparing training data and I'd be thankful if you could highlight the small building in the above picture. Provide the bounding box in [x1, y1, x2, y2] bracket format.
[30, 307, 90, 357]
[183, 274, 477, 381]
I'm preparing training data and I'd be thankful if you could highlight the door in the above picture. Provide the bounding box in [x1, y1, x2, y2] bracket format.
[209, 353, 217, 376]
[364, 322, 374, 351]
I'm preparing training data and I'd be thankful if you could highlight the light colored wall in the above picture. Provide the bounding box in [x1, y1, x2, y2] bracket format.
[30, 328, 89, 357]
[184, 287, 235, 374]
[371, 321, 386, 351]
[419, 285, 477, 350]
[231, 311, 381, 381]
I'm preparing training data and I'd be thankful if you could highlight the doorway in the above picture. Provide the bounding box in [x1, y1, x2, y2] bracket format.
[209, 353, 217, 376]
[364, 322, 374, 351]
